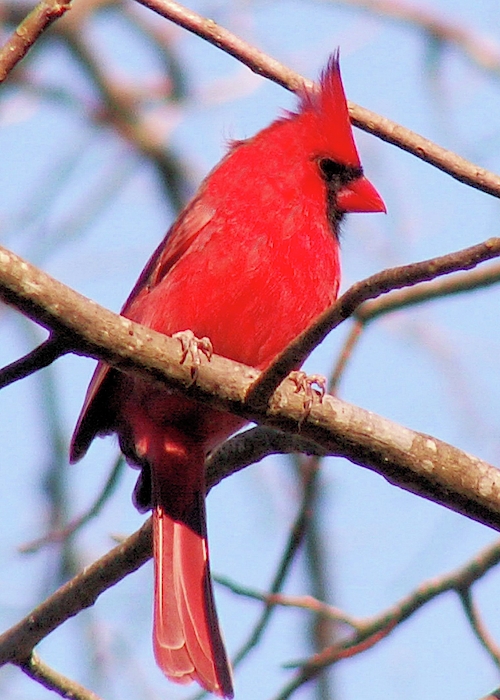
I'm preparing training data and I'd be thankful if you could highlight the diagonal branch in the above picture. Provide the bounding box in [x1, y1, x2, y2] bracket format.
[133, 0, 500, 200]
[0, 0, 72, 82]
[18, 652, 104, 700]
[329, 259, 500, 390]
[248, 237, 500, 409]
[0, 335, 68, 389]
[334, 0, 500, 81]
[0, 520, 151, 665]
[1, 244, 500, 532]
[274, 537, 500, 699]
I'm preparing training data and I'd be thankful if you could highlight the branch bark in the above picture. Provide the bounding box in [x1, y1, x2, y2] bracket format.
[134, 0, 500, 200]
[1, 244, 500, 531]
[0, 0, 72, 82]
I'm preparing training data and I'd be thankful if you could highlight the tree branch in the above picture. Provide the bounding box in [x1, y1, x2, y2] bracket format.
[248, 238, 500, 408]
[330, 259, 500, 390]
[0, 0, 71, 82]
[274, 537, 500, 699]
[1, 244, 500, 532]
[0, 520, 151, 665]
[18, 652, 104, 700]
[133, 0, 500, 200]
[0, 335, 68, 389]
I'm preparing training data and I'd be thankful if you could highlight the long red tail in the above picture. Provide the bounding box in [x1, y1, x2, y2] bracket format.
[153, 492, 233, 698]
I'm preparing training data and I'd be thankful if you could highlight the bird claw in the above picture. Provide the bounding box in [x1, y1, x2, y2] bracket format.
[290, 371, 326, 423]
[173, 330, 213, 382]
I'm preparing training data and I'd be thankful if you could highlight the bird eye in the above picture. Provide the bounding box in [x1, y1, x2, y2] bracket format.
[318, 158, 344, 182]
[317, 158, 363, 187]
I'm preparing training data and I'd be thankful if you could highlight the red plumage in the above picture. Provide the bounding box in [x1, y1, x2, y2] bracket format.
[70, 54, 385, 697]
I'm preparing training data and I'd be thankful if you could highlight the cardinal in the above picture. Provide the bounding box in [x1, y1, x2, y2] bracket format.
[70, 53, 385, 697]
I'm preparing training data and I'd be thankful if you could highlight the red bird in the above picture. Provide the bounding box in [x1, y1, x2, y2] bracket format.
[70, 54, 385, 697]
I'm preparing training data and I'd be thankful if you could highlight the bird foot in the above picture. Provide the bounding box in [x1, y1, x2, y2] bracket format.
[290, 370, 326, 422]
[173, 330, 213, 382]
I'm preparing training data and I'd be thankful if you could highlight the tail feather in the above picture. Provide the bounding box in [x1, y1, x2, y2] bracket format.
[153, 497, 233, 698]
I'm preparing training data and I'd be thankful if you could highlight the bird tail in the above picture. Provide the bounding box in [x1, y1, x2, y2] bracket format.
[152, 489, 233, 698]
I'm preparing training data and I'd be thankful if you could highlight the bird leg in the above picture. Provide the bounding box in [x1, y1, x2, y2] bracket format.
[289, 370, 326, 422]
[173, 330, 213, 382]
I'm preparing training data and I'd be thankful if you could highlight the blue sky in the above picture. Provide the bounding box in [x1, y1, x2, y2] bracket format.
[2, 1, 500, 698]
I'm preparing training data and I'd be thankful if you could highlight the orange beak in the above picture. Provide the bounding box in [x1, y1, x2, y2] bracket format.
[337, 175, 386, 214]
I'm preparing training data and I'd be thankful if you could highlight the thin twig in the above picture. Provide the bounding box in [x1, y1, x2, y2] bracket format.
[272, 538, 500, 699]
[356, 259, 500, 323]
[0, 335, 67, 389]
[458, 588, 500, 670]
[0, 0, 71, 82]
[214, 576, 358, 629]
[18, 652, 103, 700]
[330, 258, 500, 391]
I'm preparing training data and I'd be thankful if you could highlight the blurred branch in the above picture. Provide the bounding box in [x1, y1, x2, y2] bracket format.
[133, 0, 500, 201]
[215, 577, 358, 629]
[18, 652, 103, 700]
[230, 458, 321, 671]
[2, 244, 500, 530]
[124, 3, 189, 101]
[7, 514, 499, 700]
[57, 23, 187, 212]
[330, 320, 363, 393]
[135, 0, 304, 91]
[20, 454, 125, 553]
[0, 0, 71, 82]
[0, 520, 152, 665]
[334, 0, 500, 80]
[206, 426, 327, 490]
[274, 538, 500, 699]
[459, 588, 500, 670]
[0, 0, 189, 212]
[248, 238, 500, 408]
[296, 458, 334, 700]
[20, 321, 78, 588]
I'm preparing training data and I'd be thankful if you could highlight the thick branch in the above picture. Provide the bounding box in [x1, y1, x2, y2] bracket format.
[1, 245, 500, 531]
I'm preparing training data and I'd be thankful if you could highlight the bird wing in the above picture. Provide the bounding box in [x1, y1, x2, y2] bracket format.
[70, 196, 215, 462]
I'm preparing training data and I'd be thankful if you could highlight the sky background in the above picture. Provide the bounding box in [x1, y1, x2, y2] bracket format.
[2, 0, 500, 699]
